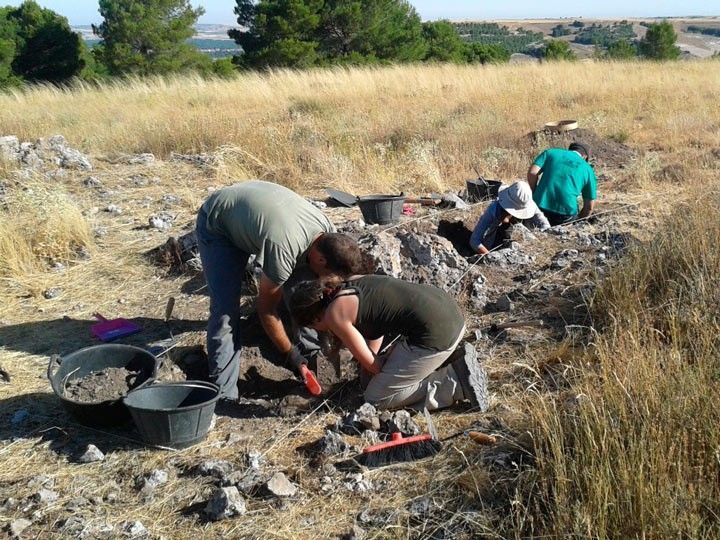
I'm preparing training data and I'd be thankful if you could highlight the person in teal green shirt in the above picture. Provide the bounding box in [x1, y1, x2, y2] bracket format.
[527, 142, 597, 226]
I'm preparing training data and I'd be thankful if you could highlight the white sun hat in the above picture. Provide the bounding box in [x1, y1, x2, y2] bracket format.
[497, 181, 537, 220]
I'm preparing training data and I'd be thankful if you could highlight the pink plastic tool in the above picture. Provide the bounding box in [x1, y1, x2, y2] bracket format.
[91, 313, 142, 342]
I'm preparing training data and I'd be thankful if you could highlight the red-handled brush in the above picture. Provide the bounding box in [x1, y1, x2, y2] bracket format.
[360, 431, 442, 467]
[299, 364, 322, 396]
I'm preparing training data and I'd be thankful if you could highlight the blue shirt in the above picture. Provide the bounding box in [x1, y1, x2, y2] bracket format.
[469, 201, 550, 252]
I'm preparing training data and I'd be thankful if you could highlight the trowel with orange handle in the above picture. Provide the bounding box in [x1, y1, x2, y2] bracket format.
[299, 364, 322, 396]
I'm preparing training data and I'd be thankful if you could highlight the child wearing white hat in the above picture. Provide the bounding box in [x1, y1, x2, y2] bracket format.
[469, 181, 550, 255]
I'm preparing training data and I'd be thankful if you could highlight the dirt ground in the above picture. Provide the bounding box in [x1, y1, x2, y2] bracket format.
[0, 129, 667, 539]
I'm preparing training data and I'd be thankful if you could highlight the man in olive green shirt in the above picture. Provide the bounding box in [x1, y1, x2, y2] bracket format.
[196, 181, 363, 400]
[528, 142, 597, 226]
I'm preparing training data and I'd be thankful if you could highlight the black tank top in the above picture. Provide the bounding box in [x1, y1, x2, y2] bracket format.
[338, 275, 464, 351]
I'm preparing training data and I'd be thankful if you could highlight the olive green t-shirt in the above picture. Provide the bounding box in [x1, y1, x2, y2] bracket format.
[346, 275, 465, 351]
[532, 148, 597, 216]
[201, 181, 334, 285]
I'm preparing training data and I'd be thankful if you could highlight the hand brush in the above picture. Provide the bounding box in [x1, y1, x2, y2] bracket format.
[359, 408, 441, 467]
[359, 411, 496, 467]
[360, 431, 443, 467]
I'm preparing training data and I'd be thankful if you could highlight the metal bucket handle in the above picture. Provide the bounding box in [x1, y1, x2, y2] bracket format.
[47, 354, 62, 386]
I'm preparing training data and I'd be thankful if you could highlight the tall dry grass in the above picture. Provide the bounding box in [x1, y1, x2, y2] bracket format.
[521, 194, 720, 538]
[0, 62, 718, 193]
[0, 178, 92, 281]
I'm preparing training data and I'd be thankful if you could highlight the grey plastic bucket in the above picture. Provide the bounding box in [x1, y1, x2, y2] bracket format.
[47, 344, 158, 427]
[123, 381, 220, 449]
[466, 178, 502, 202]
[357, 195, 405, 225]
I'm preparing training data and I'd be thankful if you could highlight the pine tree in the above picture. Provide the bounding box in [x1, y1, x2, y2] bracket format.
[543, 39, 576, 61]
[230, 0, 427, 68]
[94, 0, 209, 75]
[1, 1, 89, 85]
[639, 21, 680, 60]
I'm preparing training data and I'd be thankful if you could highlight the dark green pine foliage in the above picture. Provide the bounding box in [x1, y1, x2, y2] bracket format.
[94, 0, 210, 75]
[2, 1, 88, 84]
[422, 20, 466, 63]
[639, 21, 681, 60]
[230, 0, 428, 68]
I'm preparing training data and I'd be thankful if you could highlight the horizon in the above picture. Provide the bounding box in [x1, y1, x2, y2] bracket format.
[2, 0, 718, 26]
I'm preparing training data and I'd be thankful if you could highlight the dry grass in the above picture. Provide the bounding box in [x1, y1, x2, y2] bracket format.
[0, 62, 718, 194]
[1, 60, 720, 538]
[519, 195, 720, 538]
[0, 177, 92, 284]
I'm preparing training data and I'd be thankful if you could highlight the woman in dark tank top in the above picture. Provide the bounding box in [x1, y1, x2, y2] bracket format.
[289, 275, 487, 411]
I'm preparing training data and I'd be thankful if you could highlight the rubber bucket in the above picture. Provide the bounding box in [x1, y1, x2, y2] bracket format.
[47, 344, 158, 427]
[357, 195, 405, 225]
[123, 381, 220, 449]
[466, 179, 502, 202]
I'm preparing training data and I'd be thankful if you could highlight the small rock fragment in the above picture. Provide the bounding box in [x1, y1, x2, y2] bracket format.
[78, 444, 105, 463]
[27, 475, 53, 489]
[64, 497, 89, 512]
[105, 204, 122, 215]
[126, 153, 155, 165]
[360, 430, 381, 446]
[265, 472, 297, 498]
[495, 295, 513, 313]
[1, 497, 19, 511]
[197, 460, 233, 480]
[344, 473, 372, 493]
[121, 520, 147, 538]
[140, 469, 168, 490]
[83, 176, 101, 188]
[408, 496, 432, 517]
[387, 410, 421, 436]
[42, 288, 61, 299]
[204, 486, 246, 521]
[317, 430, 350, 457]
[342, 524, 367, 540]
[246, 450, 263, 470]
[33, 488, 59, 505]
[9, 518, 32, 538]
[148, 213, 173, 231]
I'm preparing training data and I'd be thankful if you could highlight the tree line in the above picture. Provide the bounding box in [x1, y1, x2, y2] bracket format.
[0, 0, 687, 88]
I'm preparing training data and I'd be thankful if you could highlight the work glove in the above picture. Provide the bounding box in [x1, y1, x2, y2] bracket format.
[287, 345, 309, 373]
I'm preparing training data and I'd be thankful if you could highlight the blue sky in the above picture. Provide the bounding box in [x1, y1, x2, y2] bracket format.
[4, 0, 718, 25]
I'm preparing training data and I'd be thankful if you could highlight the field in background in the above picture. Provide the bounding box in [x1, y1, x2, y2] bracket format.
[0, 61, 718, 195]
[1, 60, 719, 538]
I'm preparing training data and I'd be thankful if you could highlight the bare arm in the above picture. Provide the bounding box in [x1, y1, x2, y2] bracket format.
[527, 164, 541, 191]
[256, 274, 292, 354]
[324, 298, 382, 374]
[579, 199, 596, 219]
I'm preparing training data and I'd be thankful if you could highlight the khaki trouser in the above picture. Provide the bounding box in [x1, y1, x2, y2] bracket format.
[364, 328, 465, 411]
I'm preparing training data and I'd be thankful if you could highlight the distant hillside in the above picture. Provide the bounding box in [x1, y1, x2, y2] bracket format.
[72, 24, 241, 59]
[468, 16, 720, 58]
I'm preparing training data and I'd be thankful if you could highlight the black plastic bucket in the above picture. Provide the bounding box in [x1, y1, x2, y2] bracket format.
[466, 178, 502, 202]
[123, 381, 220, 449]
[357, 195, 405, 225]
[47, 344, 158, 427]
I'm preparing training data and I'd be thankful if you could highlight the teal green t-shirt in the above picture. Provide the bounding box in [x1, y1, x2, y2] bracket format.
[532, 148, 597, 216]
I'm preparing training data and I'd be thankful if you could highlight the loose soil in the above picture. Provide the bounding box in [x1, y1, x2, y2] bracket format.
[63, 367, 141, 403]
[527, 127, 636, 169]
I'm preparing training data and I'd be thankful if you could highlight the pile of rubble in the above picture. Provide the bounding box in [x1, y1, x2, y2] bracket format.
[0, 135, 92, 171]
